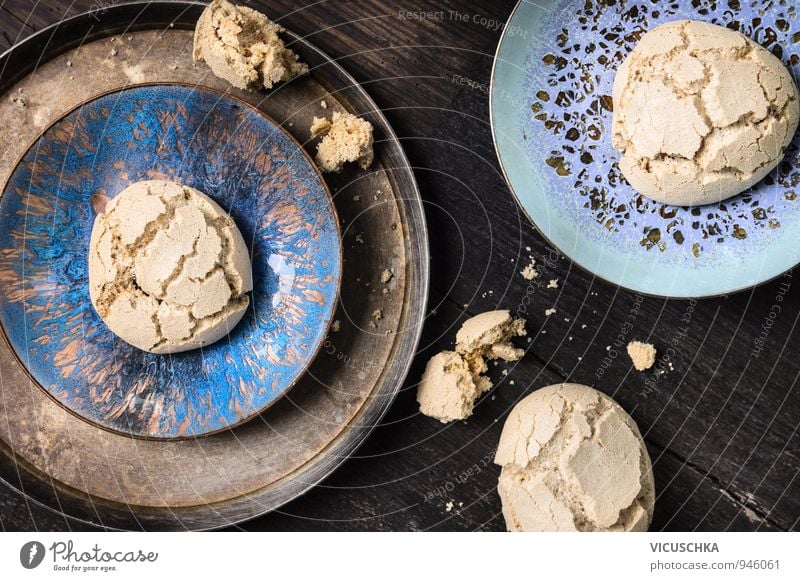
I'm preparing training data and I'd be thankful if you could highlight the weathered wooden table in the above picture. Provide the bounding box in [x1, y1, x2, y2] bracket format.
[0, 0, 797, 532]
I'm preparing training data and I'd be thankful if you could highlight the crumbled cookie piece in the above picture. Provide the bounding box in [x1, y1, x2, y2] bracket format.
[380, 268, 393, 283]
[309, 111, 374, 173]
[417, 352, 490, 423]
[456, 310, 526, 371]
[193, 0, 307, 90]
[627, 341, 656, 371]
[520, 258, 538, 280]
[417, 310, 526, 422]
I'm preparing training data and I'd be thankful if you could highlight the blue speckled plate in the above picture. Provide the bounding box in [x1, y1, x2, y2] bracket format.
[0, 84, 341, 439]
[492, 0, 800, 298]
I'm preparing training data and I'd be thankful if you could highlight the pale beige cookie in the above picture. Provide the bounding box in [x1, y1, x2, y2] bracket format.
[88, 180, 253, 354]
[495, 383, 655, 531]
[416, 352, 491, 423]
[193, 0, 307, 90]
[310, 111, 374, 173]
[455, 309, 526, 376]
[417, 310, 527, 422]
[612, 20, 799, 205]
[627, 341, 657, 371]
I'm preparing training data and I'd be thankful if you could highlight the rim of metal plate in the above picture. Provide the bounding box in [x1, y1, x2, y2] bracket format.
[0, 1, 430, 530]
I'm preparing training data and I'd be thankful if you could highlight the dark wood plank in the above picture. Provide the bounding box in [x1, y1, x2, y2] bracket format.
[0, 0, 796, 531]
[235, 291, 781, 532]
[0, 7, 34, 51]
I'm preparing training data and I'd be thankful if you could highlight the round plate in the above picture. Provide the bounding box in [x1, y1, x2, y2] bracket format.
[0, 1, 428, 530]
[491, 0, 800, 298]
[0, 84, 341, 439]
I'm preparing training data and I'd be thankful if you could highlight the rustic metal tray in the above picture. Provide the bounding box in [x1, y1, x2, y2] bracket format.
[0, 1, 429, 530]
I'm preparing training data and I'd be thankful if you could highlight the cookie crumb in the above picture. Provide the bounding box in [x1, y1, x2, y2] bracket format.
[331, 320, 341, 333]
[520, 258, 538, 280]
[192, 0, 307, 90]
[320, 99, 328, 109]
[627, 341, 656, 371]
[380, 269, 393, 284]
[372, 309, 383, 320]
[547, 279, 559, 289]
[309, 111, 374, 173]
[544, 308, 556, 316]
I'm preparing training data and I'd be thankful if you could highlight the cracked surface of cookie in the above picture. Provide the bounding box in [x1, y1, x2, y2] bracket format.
[456, 309, 526, 370]
[88, 180, 253, 354]
[193, 0, 308, 90]
[417, 351, 491, 423]
[310, 111, 375, 173]
[495, 383, 655, 531]
[612, 20, 800, 206]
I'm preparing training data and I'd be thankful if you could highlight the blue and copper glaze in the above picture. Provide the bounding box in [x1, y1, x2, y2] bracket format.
[0, 85, 341, 438]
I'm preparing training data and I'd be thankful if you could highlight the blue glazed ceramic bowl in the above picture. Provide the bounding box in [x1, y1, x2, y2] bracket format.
[492, 0, 800, 298]
[0, 84, 341, 438]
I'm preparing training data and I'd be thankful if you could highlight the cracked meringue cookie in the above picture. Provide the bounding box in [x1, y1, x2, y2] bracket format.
[495, 383, 655, 532]
[88, 180, 253, 354]
[193, 0, 308, 91]
[417, 310, 527, 423]
[612, 20, 800, 206]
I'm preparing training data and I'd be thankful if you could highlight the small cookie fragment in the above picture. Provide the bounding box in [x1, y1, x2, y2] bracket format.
[627, 341, 656, 371]
[495, 383, 655, 532]
[192, 0, 308, 90]
[417, 352, 490, 423]
[310, 111, 374, 173]
[520, 259, 538, 280]
[417, 310, 526, 422]
[455, 309, 526, 369]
